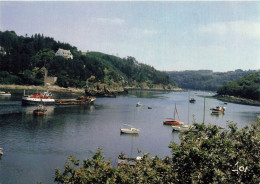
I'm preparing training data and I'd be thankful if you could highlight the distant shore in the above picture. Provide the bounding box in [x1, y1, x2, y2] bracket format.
[215, 95, 260, 106]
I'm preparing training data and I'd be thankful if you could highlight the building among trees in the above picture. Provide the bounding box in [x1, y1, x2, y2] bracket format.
[0, 46, 6, 55]
[55, 48, 73, 59]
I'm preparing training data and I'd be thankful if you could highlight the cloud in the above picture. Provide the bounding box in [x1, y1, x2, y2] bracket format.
[132, 28, 158, 36]
[92, 17, 125, 25]
[198, 21, 260, 39]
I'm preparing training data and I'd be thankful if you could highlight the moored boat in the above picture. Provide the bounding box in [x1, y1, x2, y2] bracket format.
[22, 91, 55, 105]
[0, 148, 3, 156]
[172, 124, 197, 132]
[120, 127, 140, 134]
[163, 118, 184, 125]
[55, 96, 96, 105]
[210, 105, 226, 114]
[33, 104, 47, 116]
[163, 104, 183, 125]
[136, 102, 142, 107]
[189, 98, 196, 103]
[0, 91, 11, 96]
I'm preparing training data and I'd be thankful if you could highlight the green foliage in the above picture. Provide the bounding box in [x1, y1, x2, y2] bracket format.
[87, 52, 175, 88]
[0, 71, 21, 84]
[168, 70, 256, 91]
[0, 31, 175, 89]
[55, 121, 260, 183]
[217, 71, 260, 100]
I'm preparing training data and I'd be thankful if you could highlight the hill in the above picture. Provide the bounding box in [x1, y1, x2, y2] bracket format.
[168, 70, 257, 91]
[217, 71, 260, 101]
[0, 30, 176, 90]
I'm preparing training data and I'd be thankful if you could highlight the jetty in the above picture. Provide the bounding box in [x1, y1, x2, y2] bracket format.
[55, 96, 95, 105]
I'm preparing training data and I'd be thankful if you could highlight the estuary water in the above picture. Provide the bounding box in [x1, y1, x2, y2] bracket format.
[0, 90, 259, 184]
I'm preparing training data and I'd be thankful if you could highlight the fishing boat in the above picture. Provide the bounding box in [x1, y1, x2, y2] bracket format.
[33, 104, 47, 116]
[22, 90, 55, 105]
[163, 104, 184, 125]
[210, 105, 226, 114]
[0, 91, 11, 96]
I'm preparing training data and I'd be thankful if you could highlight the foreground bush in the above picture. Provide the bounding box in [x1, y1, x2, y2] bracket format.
[55, 120, 260, 184]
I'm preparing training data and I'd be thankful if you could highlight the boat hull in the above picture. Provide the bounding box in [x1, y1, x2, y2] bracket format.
[22, 97, 55, 105]
[120, 128, 140, 134]
[0, 94, 11, 96]
[163, 120, 183, 125]
[33, 110, 47, 116]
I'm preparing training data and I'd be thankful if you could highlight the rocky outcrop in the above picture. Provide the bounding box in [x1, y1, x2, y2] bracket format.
[85, 86, 128, 97]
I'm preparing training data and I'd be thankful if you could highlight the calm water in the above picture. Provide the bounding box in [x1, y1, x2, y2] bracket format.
[0, 90, 259, 184]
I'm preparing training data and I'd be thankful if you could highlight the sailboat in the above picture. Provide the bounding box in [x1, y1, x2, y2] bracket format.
[120, 124, 140, 134]
[120, 109, 140, 134]
[163, 104, 184, 125]
[172, 91, 197, 132]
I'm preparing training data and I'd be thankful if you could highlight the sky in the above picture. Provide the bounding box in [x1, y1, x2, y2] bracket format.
[0, 1, 260, 72]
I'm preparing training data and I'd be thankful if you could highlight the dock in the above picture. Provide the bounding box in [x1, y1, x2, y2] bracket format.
[55, 96, 95, 105]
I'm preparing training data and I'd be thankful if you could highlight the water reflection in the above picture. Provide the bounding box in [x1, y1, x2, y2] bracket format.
[24, 105, 55, 115]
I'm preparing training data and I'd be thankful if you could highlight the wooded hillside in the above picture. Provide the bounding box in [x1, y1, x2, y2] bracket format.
[217, 71, 260, 101]
[168, 70, 256, 91]
[0, 30, 175, 89]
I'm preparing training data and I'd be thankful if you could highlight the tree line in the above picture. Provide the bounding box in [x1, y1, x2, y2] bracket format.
[0, 30, 175, 89]
[217, 71, 260, 101]
[168, 70, 256, 91]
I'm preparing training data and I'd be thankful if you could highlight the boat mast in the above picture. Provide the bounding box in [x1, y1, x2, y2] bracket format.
[188, 91, 190, 125]
[203, 97, 205, 123]
[174, 103, 176, 119]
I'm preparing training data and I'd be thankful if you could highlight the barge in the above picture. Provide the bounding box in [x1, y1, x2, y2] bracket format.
[55, 96, 95, 105]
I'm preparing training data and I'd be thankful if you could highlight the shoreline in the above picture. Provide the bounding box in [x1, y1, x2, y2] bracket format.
[124, 87, 183, 92]
[0, 84, 182, 95]
[0, 84, 85, 94]
[214, 95, 260, 106]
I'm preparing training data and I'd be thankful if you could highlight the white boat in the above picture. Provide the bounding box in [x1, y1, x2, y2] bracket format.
[120, 127, 140, 134]
[22, 90, 55, 105]
[0, 91, 11, 96]
[172, 124, 197, 132]
[136, 102, 142, 107]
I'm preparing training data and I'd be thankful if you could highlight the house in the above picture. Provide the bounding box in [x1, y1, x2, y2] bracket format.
[0, 46, 6, 55]
[55, 48, 73, 59]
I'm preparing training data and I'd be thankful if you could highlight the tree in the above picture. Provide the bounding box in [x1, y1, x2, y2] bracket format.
[54, 120, 260, 183]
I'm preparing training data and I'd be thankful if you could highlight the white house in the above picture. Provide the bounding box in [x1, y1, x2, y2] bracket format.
[55, 48, 73, 59]
[0, 46, 6, 55]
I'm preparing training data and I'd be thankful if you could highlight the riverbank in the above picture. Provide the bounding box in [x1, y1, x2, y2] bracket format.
[215, 95, 260, 106]
[0, 84, 183, 96]
[124, 87, 183, 92]
[0, 84, 85, 94]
